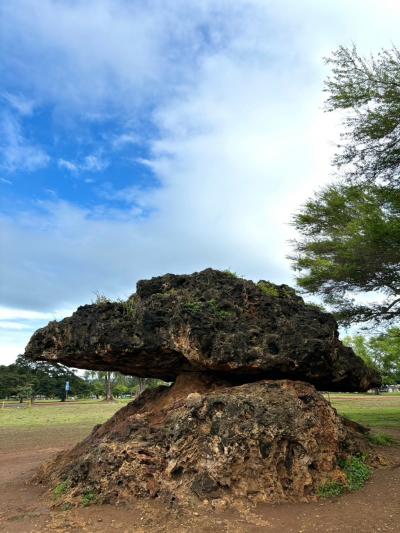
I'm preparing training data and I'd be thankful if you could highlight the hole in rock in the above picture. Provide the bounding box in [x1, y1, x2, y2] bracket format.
[268, 341, 280, 354]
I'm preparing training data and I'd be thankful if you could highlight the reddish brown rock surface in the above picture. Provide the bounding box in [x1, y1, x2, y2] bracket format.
[37, 377, 369, 507]
[25, 269, 380, 392]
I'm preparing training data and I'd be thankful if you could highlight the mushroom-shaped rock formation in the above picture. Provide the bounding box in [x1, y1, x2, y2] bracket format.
[25, 268, 380, 392]
[26, 270, 380, 507]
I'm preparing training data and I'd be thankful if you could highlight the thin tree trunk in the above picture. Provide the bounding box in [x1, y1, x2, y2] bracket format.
[138, 377, 146, 394]
[105, 371, 114, 401]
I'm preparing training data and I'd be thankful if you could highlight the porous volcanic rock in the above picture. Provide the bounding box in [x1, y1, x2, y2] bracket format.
[37, 376, 370, 507]
[25, 269, 380, 391]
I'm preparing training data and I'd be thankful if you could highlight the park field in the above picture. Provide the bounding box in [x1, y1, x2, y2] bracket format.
[328, 393, 400, 428]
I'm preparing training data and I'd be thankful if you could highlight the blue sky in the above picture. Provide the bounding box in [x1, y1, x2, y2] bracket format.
[1, 0, 399, 363]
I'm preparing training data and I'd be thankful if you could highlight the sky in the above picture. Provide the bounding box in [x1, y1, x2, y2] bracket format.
[0, 0, 399, 365]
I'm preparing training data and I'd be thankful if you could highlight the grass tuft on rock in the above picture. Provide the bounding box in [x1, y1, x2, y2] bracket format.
[367, 433, 398, 446]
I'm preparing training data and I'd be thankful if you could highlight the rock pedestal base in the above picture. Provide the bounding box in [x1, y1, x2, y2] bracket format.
[38, 375, 368, 506]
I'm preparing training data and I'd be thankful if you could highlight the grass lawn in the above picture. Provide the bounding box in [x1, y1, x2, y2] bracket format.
[328, 393, 400, 428]
[0, 399, 129, 452]
[0, 399, 129, 428]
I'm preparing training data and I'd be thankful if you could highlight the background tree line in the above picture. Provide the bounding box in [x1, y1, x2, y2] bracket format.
[0, 355, 163, 401]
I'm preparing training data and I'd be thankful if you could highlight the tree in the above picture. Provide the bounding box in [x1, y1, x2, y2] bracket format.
[324, 45, 400, 187]
[292, 45, 400, 325]
[344, 328, 400, 384]
[0, 356, 90, 400]
[292, 183, 400, 324]
[84, 370, 116, 401]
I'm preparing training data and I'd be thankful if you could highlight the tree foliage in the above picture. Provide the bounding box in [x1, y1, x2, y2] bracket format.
[344, 328, 400, 384]
[0, 355, 90, 400]
[293, 183, 400, 324]
[325, 45, 400, 187]
[0, 358, 167, 400]
[292, 45, 400, 325]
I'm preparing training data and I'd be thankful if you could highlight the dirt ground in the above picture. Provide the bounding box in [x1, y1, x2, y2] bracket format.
[0, 426, 399, 532]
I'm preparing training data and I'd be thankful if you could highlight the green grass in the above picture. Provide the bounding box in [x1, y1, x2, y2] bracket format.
[0, 399, 129, 428]
[328, 393, 400, 428]
[367, 433, 398, 446]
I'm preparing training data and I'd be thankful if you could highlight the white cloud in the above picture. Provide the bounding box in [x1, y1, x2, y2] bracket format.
[112, 133, 139, 150]
[0, 113, 50, 172]
[82, 154, 108, 172]
[1, 92, 35, 116]
[0, 305, 76, 364]
[58, 159, 78, 172]
[58, 154, 108, 174]
[1, 0, 400, 363]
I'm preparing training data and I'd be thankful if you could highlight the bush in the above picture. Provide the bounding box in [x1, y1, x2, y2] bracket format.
[340, 455, 371, 492]
[318, 455, 371, 498]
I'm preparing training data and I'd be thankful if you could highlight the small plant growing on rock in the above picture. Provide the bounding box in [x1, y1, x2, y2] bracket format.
[54, 480, 70, 497]
[223, 269, 242, 279]
[82, 490, 97, 507]
[258, 281, 279, 297]
[93, 292, 112, 305]
[183, 300, 204, 313]
[207, 299, 235, 319]
[116, 297, 137, 317]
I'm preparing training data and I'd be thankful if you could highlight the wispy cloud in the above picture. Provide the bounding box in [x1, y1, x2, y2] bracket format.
[58, 159, 78, 172]
[1, 92, 35, 116]
[112, 132, 139, 150]
[0, 113, 50, 172]
[58, 153, 109, 174]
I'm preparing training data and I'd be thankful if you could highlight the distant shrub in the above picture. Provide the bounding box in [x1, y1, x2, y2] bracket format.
[222, 269, 241, 279]
[306, 302, 326, 312]
[183, 300, 204, 313]
[207, 299, 235, 319]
